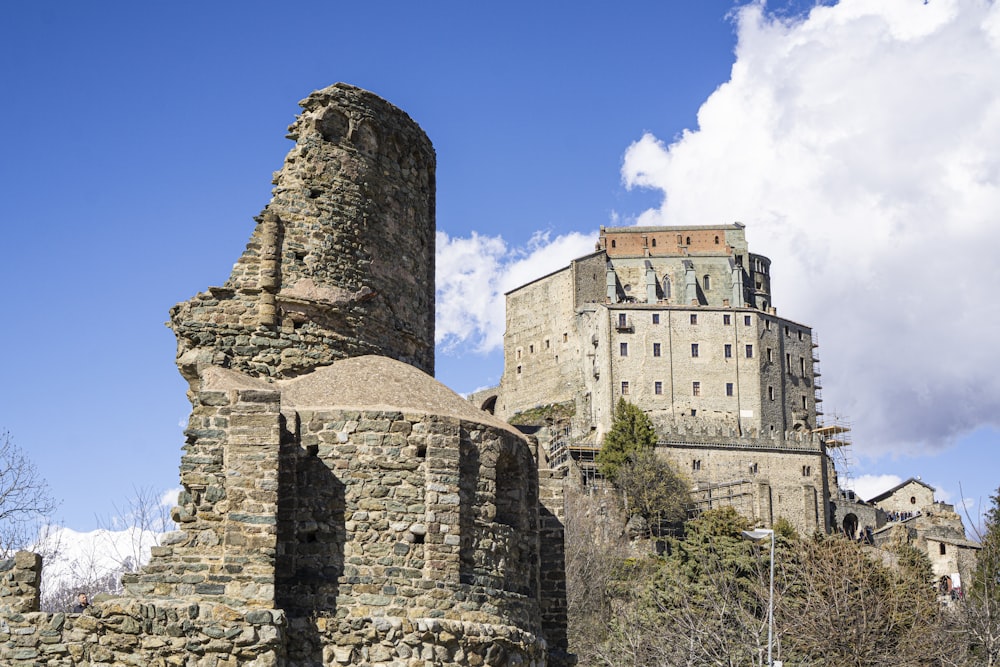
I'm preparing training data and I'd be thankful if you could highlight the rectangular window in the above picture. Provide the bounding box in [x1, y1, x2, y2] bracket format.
[800, 357, 805, 375]
[621, 381, 629, 395]
[652, 313, 660, 324]
[516, 365, 522, 375]
[802, 395, 807, 409]
[798, 330, 804, 341]
[563, 332, 568, 342]
[768, 386, 775, 401]
[726, 382, 734, 396]
[802, 465, 811, 477]
[654, 381, 663, 395]
[620, 342, 628, 357]
[724, 344, 732, 358]
[692, 459, 701, 471]
[785, 352, 791, 369]
[691, 343, 699, 357]
[744, 315, 752, 326]
[785, 325, 790, 336]
[766, 347, 773, 362]
[765, 319, 771, 331]
[749, 463, 758, 474]
[723, 314, 731, 325]
[529, 344, 534, 354]
[692, 381, 701, 396]
[618, 313, 627, 327]
[516, 349, 521, 360]
[746, 344, 753, 358]
[545, 339, 550, 349]
[690, 313, 698, 325]
[653, 343, 661, 357]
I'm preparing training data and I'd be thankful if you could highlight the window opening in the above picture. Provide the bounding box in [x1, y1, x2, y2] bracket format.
[691, 343, 699, 357]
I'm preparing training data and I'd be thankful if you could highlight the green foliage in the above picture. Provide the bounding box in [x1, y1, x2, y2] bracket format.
[596, 398, 656, 481]
[507, 401, 575, 427]
[966, 485, 1000, 664]
[613, 450, 690, 531]
[772, 516, 798, 541]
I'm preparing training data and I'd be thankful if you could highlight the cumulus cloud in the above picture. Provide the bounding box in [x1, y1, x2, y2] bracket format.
[621, 0, 1000, 457]
[845, 473, 903, 502]
[436, 230, 597, 353]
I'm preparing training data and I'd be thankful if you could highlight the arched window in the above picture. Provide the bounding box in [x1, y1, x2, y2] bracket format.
[611, 239, 616, 248]
[662, 276, 671, 299]
[703, 275, 711, 290]
[651, 238, 656, 247]
[714, 235, 720, 244]
[685, 236, 691, 245]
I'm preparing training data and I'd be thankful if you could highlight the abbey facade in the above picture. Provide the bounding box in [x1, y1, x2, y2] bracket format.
[482, 224, 843, 535]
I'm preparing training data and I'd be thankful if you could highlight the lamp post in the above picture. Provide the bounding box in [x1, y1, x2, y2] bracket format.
[742, 528, 775, 667]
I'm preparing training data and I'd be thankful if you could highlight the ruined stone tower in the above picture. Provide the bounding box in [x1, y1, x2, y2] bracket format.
[170, 83, 436, 385]
[0, 85, 567, 666]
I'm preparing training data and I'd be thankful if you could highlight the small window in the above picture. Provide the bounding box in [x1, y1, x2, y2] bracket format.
[611, 239, 616, 248]
[690, 314, 698, 325]
[691, 409, 697, 416]
[802, 465, 811, 476]
[529, 344, 534, 354]
[691, 343, 699, 358]
[703, 275, 711, 290]
[766, 348, 773, 362]
[618, 313, 627, 327]
[744, 315, 752, 326]
[653, 343, 661, 357]
[785, 325, 790, 337]
[723, 314, 731, 325]
[654, 381, 663, 395]
[714, 235, 720, 244]
[692, 459, 701, 471]
[749, 462, 758, 474]
[621, 381, 629, 395]
[692, 381, 701, 396]
[801, 396, 807, 409]
[798, 330, 804, 341]
[516, 365, 522, 375]
[685, 236, 691, 245]
[768, 386, 774, 401]
[785, 353, 791, 369]
[910, 496, 917, 505]
[563, 332, 568, 342]
[545, 339, 550, 349]
[516, 349, 521, 360]
[724, 344, 732, 358]
[800, 357, 805, 375]
[652, 313, 660, 324]
[651, 238, 657, 247]
[726, 382, 734, 396]
[620, 342, 628, 357]
[676, 234, 683, 244]
[765, 319, 771, 331]
[746, 344, 753, 358]
[940, 543, 947, 555]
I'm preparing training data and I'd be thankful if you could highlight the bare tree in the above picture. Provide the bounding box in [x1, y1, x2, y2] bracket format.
[0, 430, 58, 557]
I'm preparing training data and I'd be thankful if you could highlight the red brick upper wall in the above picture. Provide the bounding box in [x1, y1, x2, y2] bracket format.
[599, 225, 736, 257]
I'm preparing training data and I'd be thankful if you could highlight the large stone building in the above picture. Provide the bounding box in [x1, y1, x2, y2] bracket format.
[482, 224, 843, 535]
[0, 84, 569, 667]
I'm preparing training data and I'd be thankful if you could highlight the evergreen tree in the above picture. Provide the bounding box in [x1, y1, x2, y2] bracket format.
[596, 398, 656, 481]
[967, 486, 1000, 665]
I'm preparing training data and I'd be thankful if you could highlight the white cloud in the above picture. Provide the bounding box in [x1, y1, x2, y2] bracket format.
[435, 230, 597, 353]
[621, 0, 1000, 457]
[846, 474, 903, 502]
[160, 487, 182, 509]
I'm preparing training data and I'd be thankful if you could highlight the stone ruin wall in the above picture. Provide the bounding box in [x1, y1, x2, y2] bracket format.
[170, 83, 436, 385]
[0, 84, 570, 666]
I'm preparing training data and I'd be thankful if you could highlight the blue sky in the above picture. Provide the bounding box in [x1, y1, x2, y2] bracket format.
[2, 0, 998, 535]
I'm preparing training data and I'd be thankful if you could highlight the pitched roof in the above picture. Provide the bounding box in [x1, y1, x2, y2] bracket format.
[866, 477, 936, 504]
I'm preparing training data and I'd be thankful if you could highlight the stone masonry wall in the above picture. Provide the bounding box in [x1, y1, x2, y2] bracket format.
[170, 83, 436, 386]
